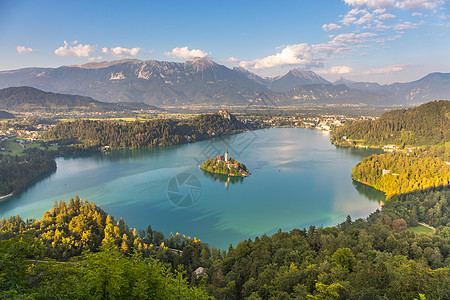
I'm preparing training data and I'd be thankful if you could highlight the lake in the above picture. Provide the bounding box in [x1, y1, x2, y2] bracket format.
[0, 128, 385, 249]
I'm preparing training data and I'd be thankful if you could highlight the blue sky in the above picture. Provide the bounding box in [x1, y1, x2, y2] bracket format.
[0, 0, 449, 83]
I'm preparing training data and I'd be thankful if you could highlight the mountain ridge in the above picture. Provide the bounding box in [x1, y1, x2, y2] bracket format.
[0, 58, 448, 107]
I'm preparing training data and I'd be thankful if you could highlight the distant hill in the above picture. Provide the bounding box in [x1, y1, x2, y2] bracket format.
[0, 59, 449, 107]
[0, 110, 15, 119]
[0, 86, 159, 112]
[333, 77, 383, 91]
[332, 100, 450, 146]
[283, 84, 394, 105]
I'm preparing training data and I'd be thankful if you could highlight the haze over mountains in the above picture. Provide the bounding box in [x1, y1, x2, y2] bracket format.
[0, 57, 448, 107]
[0, 86, 158, 112]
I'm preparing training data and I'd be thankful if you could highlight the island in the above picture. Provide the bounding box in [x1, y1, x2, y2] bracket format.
[200, 148, 250, 177]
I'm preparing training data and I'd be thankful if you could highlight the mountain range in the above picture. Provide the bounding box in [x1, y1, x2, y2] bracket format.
[0, 57, 449, 107]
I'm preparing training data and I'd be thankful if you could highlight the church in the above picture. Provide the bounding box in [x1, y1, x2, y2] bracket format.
[217, 147, 229, 162]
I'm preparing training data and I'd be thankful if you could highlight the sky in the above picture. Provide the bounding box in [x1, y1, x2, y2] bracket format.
[0, 0, 449, 84]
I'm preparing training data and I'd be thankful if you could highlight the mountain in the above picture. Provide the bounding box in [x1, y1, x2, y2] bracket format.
[333, 77, 383, 91]
[232, 66, 272, 86]
[0, 59, 448, 107]
[333, 73, 450, 105]
[0, 58, 269, 106]
[386, 72, 450, 105]
[0, 86, 159, 112]
[283, 84, 395, 105]
[0, 110, 15, 119]
[268, 68, 330, 92]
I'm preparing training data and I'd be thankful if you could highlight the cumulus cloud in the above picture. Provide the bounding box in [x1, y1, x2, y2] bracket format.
[314, 32, 378, 56]
[345, 0, 446, 10]
[54, 41, 95, 57]
[16, 46, 37, 54]
[396, 0, 446, 10]
[317, 65, 353, 75]
[239, 44, 323, 70]
[164, 46, 210, 59]
[322, 23, 342, 31]
[100, 47, 140, 57]
[344, 0, 395, 9]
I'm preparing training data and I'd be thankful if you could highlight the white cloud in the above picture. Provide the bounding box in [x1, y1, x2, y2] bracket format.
[378, 13, 396, 19]
[412, 12, 423, 16]
[322, 23, 342, 31]
[363, 63, 416, 74]
[101, 47, 108, 54]
[54, 41, 95, 57]
[164, 46, 210, 59]
[345, 0, 446, 10]
[106, 47, 141, 57]
[16, 46, 37, 54]
[88, 56, 103, 61]
[344, 0, 395, 9]
[239, 43, 323, 70]
[314, 32, 378, 56]
[317, 65, 353, 75]
[392, 20, 424, 30]
[396, 0, 446, 10]
[225, 57, 240, 63]
[341, 8, 366, 26]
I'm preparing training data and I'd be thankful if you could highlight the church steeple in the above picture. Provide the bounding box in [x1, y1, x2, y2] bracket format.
[225, 147, 228, 162]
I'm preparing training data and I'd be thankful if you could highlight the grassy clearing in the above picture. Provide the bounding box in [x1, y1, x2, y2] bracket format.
[1, 139, 46, 156]
[407, 224, 434, 234]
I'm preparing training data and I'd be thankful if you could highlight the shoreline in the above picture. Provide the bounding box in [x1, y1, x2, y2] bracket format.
[0, 192, 14, 202]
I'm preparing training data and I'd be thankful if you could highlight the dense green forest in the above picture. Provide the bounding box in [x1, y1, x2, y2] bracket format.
[44, 113, 249, 150]
[332, 100, 449, 147]
[352, 152, 450, 199]
[200, 156, 249, 177]
[1, 189, 448, 299]
[0, 151, 56, 196]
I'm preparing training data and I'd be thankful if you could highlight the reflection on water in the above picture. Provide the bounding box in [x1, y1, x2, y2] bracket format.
[201, 169, 244, 188]
[352, 180, 385, 202]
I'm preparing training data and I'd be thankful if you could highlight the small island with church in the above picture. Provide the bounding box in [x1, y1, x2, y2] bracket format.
[200, 148, 250, 177]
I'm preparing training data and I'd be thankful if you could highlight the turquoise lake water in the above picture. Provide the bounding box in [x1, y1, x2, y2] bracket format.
[0, 128, 385, 249]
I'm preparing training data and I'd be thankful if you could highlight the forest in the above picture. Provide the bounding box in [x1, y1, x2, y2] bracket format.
[331, 100, 450, 199]
[44, 113, 250, 150]
[1, 188, 448, 299]
[352, 151, 450, 199]
[331, 100, 449, 147]
[0, 151, 56, 196]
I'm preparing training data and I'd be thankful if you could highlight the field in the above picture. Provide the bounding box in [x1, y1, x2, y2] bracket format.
[0, 138, 52, 156]
[407, 224, 434, 234]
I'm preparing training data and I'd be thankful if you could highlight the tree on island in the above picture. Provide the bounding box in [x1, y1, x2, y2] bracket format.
[200, 148, 249, 177]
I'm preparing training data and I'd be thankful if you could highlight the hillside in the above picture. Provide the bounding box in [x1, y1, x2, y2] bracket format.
[332, 100, 450, 147]
[0, 110, 14, 119]
[0, 86, 158, 112]
[1, 189, 448, 299]
[44, 112, 248, 150]
[332, 100, 450, 199]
